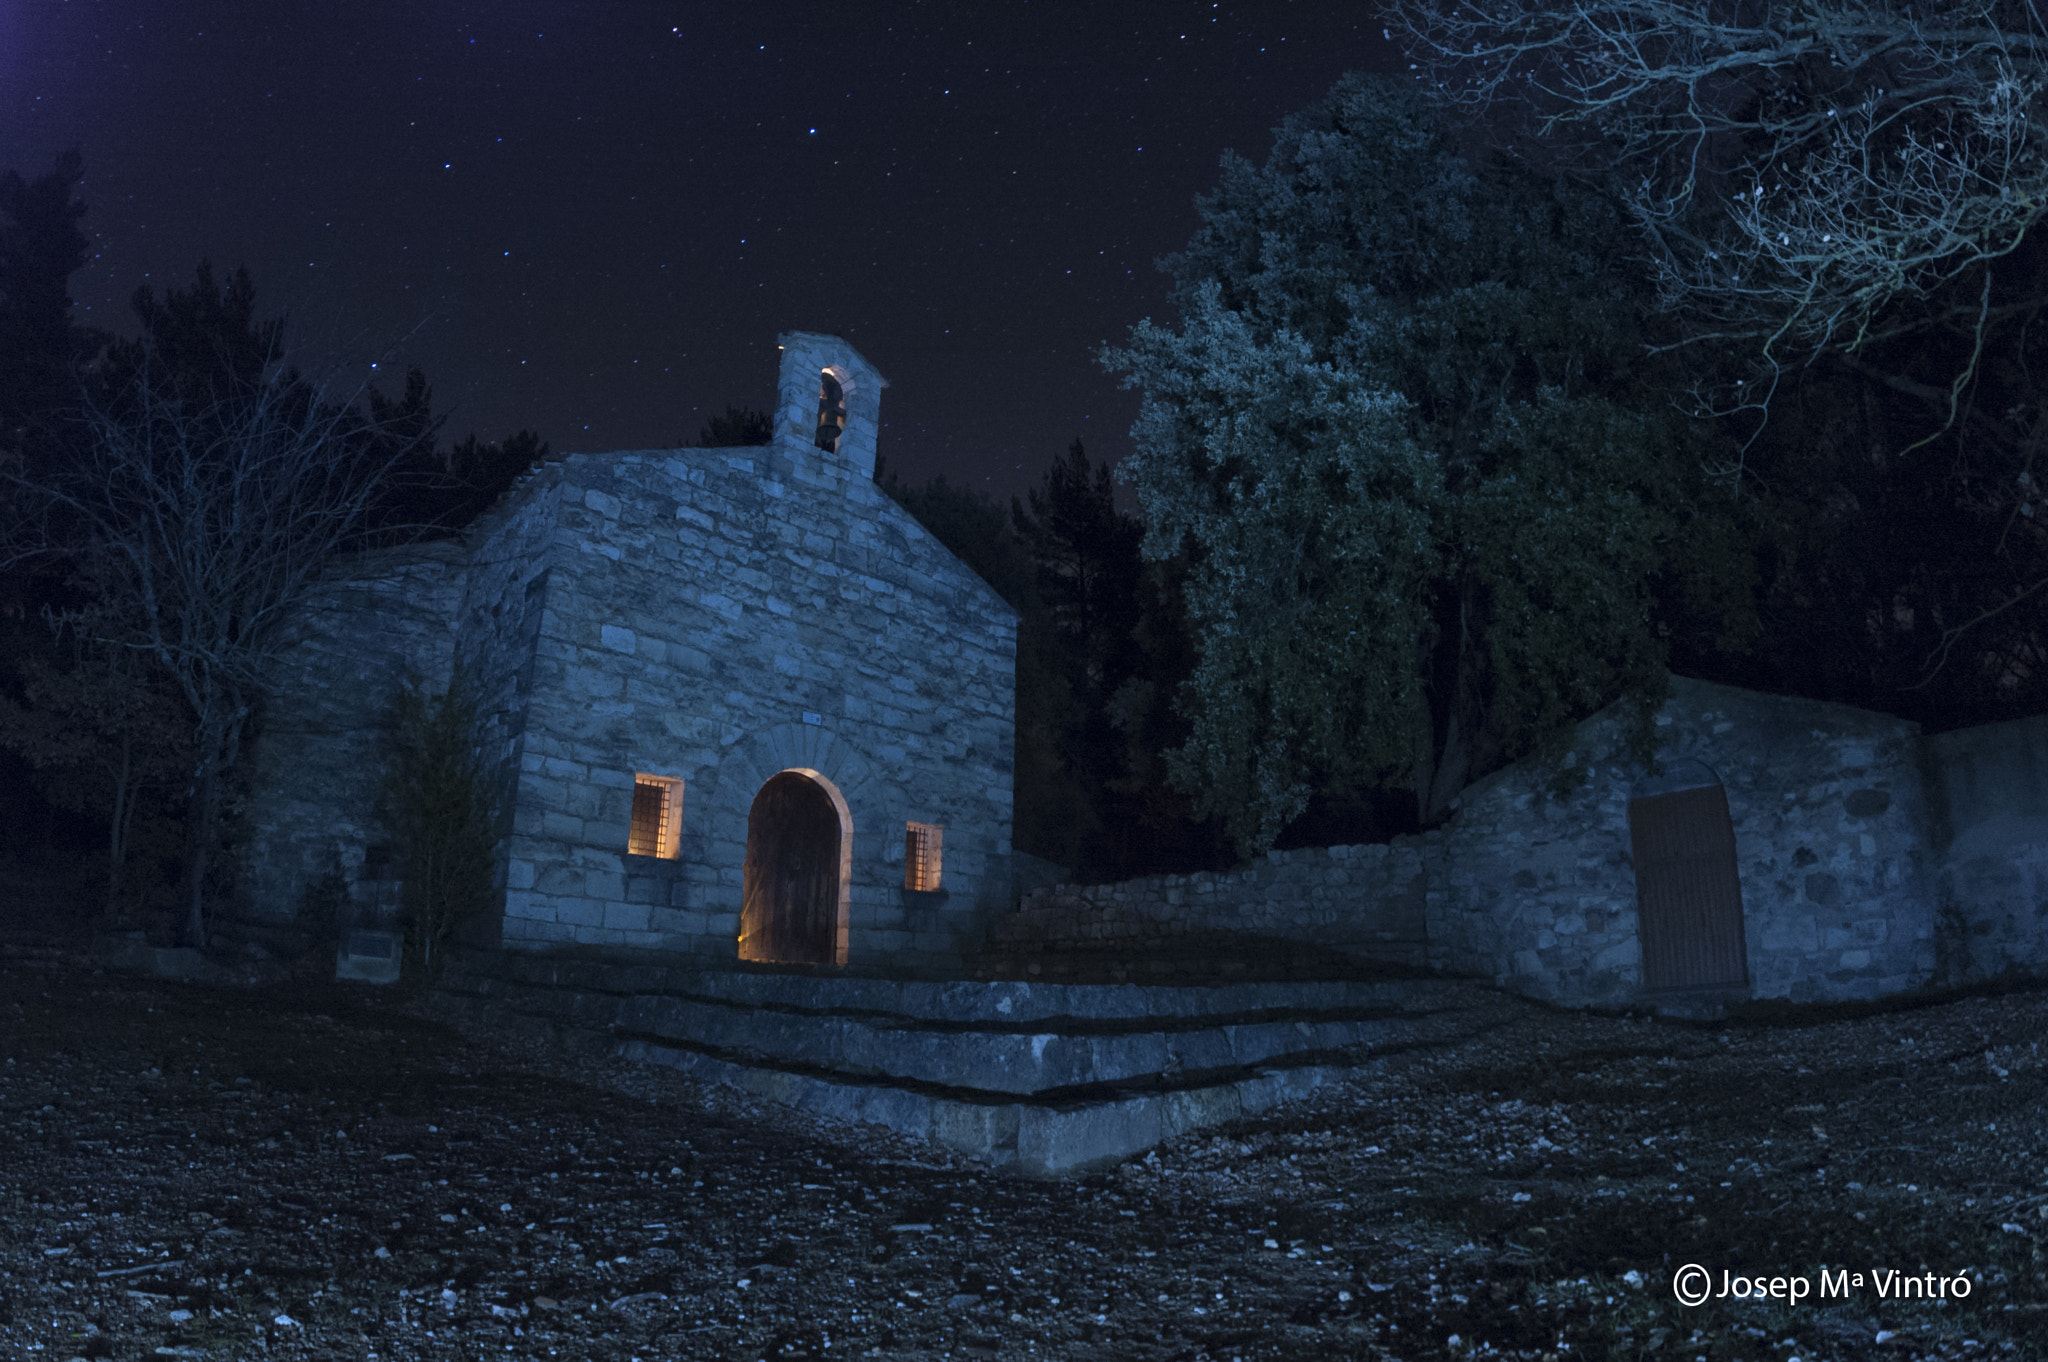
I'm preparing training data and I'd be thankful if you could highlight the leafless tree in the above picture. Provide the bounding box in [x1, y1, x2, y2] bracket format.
[5, 360, 409, 946]
[0, 616, 193, 923]
[1389, 2, 2045, 409]
[1388, 0, 2048, 679]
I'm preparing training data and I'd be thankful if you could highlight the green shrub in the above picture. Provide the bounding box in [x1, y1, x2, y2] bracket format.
[381, 667, 496, 977]
[295, 844, 351, 954]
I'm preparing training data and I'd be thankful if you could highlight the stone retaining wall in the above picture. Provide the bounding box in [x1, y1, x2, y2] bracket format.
[1923, 713, 2048, 980]
[989, 841, 1427, 972]
[985, 677, 2048, 1009]
[1429, 679, 1938, 1006]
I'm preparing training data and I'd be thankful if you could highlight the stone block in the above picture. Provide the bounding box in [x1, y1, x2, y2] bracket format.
[534, 865, 584, 897]
[1760, 915, 1821, 953]
[540, 811, 585, 843]
[604, 901, 651, 933]
[555, 897, 604, 929]
[541, 756, 589, 782]
[1591, 939, 1639, 973]
[504, 916, 573, 945]
[564, 663, 625, 699]
[656, 909, 709, 936]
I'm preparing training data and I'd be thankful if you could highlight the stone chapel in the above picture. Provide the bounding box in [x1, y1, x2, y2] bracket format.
[239, 333, 1021, 973]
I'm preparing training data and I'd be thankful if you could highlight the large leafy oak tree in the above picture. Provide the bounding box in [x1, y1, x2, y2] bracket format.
[1390, 0, 2048, 717]
[1106, 75, 1750, 854]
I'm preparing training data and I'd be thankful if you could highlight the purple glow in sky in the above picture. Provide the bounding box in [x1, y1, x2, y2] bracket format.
[1, 2, 1391, 497]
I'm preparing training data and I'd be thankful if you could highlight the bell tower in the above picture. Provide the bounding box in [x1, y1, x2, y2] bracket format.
[774, 331, 889, 479]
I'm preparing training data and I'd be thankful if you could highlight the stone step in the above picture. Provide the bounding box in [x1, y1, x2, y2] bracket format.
[973, 929, 1427, 985]
[432, 951, 1486, 1176]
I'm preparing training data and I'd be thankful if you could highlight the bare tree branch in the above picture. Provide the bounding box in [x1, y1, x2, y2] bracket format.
[1389, 0, 2048, 676]
[4, 358, 414, 943]
[1389, 1, 2048, 368]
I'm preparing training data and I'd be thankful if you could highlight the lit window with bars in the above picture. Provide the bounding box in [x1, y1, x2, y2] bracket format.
[903, 821, 943, 892]
[628, 774, 684, 859]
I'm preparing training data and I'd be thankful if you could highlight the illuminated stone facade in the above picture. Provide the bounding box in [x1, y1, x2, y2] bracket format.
[242, 333, 1020, 973]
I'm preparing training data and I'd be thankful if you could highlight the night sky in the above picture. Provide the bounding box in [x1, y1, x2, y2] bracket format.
[1, 2, 1395, 501]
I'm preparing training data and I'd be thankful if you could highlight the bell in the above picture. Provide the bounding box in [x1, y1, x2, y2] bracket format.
[815, 422, 842, 450]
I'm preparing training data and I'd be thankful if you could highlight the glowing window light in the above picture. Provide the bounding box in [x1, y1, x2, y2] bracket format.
[903, 821, 944, 892]
[628, 774, 684, 859]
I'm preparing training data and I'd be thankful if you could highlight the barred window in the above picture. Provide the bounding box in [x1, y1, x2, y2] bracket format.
[903, 821, 943, 892]
[628, 774, 684, 859]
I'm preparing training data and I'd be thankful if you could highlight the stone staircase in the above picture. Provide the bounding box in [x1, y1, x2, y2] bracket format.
[973, 928, 1423, 986]
[432, 949, 1488, 1176]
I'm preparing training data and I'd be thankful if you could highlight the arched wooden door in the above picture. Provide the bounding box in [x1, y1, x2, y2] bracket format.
[739, 771, 842, 965]
[1627, 761, 1749, 991]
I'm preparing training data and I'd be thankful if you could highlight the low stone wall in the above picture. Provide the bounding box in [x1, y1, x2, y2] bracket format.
[1924, 714, 2048, 980]
[981, 677, 2008, 1010]
[986, 840, 1429, 974]
[1426, 679, 1939, 1006]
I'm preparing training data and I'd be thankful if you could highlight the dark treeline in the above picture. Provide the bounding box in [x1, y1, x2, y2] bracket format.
[1, 154, 555, 550]
[11, 38, 2048, 929]
[874, 444, 1240, 882]
[0, 152, 552, 932]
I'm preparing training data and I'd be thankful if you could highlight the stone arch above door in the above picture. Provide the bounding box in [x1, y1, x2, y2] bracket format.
[713, 721, 879, 828]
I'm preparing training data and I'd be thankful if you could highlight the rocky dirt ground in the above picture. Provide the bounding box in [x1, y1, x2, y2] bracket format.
[1, 934, 2044, 1362]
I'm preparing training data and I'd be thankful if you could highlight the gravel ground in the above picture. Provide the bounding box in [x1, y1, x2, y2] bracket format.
[1, 939, 2043, 1362]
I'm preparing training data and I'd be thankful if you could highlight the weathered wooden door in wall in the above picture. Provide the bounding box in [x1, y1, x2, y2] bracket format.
[1627, 780, 1748, 990]
[740, 772, 840, 965]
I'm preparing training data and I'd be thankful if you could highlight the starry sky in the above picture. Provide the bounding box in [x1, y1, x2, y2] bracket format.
[1, 2, 1394, 501]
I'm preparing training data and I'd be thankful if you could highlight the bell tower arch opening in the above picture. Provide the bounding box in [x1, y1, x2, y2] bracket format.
[739, 768, 851, 966]
[815, 366, 850, 452]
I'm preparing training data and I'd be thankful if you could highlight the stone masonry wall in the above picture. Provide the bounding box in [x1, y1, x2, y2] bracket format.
[985, 678, 1947, 1008]
[496, 423, 1018, 970]
[444, 470, 565, 946]
[1923, 714, 2048, 980]
[1430, 677, 1938, 1005]
[991, 842, 1428, 970]
[236, 542, 465, 925]
[241, 335, 1018, 974]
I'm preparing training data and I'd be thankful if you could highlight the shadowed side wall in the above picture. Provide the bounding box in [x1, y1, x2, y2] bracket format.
[236, 542, 466, 927]
[238, 465, 561, 946]
[984, 678, 1946, 1007]
[1425, 679, 1938, 1004]
[447, 470, 566, 948]
[1922, 714, 2048, 979]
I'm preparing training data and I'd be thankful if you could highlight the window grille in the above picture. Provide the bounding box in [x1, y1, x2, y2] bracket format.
[628, 774, 684, 859]
[904, 821, 943, 892]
